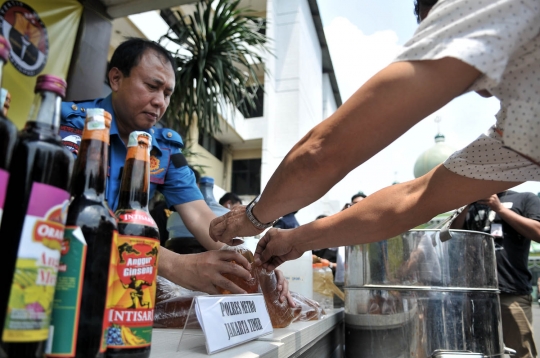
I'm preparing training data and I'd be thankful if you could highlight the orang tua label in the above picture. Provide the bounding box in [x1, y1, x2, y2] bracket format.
[117, 209, 157, 227]
[105, 235, 159, 348]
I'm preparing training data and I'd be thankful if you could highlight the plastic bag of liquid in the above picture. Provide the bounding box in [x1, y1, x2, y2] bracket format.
[216, 244, 260, 294]
[255, 267, 295, 328]
[216, 246, 325, 328]
[290, 292, 326, 322]
[153, 276, 207, 329]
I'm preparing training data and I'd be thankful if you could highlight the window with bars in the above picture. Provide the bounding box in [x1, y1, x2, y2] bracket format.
[232, 159, 261, 195]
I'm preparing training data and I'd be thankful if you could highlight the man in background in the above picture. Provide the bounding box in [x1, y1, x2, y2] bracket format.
[273, 211, 300, 230]
[219, 192, 242, 209]
[452, 191, 540, 358]
[351, 191, 366, 205]
[342, 191, 367, 210]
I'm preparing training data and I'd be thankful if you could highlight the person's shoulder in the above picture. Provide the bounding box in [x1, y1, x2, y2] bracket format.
[520, 191, 540, 203]
[61, 98, 103, 128]
[509, 191, 538, 200]
[153, 127, 184, 148]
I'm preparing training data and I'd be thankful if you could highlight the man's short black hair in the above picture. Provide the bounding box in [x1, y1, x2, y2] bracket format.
[414, 0, 439, 23]
[107, 38, 176, 84]
[351, 191, 367, 202]
[219, 192, 242, 206]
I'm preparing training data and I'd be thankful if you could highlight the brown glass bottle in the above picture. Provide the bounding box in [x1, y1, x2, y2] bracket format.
[0, 75, 74, 357]
[0, 35, 17, 217]
[107, 132, 159, 358]
[47, 109, 118, 358]
[0, 35, 16, 358]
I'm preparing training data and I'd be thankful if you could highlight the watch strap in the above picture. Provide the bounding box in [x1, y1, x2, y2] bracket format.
[246, 195, 276, 230]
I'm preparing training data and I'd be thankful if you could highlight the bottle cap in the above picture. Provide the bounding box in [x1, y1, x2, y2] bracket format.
[35, 75, 67, 98]
[127, 131, 152, 150]
[128, 131, 152, 147]
[321, 259, 330, 267]
[85, 108, 112, 130]
[200, 176, 215, 184]
[312, 263, 322, 268]
[0, 36, 11, 63]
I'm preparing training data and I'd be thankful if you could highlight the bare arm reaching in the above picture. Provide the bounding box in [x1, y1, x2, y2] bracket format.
[175, 200, 224, 250]
[254, 165, 518, 270]
[157, 246, 252, 294]
[211, 57, 482, 244]
[479, 194, 540, 243]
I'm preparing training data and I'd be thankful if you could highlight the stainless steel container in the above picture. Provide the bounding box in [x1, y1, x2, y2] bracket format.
[344, 230, 503, 358]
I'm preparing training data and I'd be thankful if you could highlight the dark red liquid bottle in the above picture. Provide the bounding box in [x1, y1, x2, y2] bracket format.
[107, 132, 159, 358]
[0, 34, 17, 222]
[0, 75, 74, 358]
[0, 34, 17, 358]
[48, 109, 118, 358]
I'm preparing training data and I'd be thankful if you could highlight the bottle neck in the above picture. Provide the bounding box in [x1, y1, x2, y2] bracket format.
[0, 62, 4, 89]
[117, 147, 150, 211]
[200, 182, 218, 206]
[0, 61, 6, 121]
[27, 91, 62, 132]
[70, 136, 109, 200]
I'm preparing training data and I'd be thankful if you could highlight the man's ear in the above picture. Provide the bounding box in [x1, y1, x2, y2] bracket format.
[108, 67, 123, 92]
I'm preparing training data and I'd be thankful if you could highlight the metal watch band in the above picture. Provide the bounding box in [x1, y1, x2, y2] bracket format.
[246, 195, 276, 230]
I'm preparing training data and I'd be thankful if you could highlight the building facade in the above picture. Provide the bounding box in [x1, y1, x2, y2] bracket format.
[107, 0, 343, 223]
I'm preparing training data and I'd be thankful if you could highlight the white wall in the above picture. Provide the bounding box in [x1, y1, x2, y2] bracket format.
[322, 73, 337, 120]
[257, 0, 341, 225]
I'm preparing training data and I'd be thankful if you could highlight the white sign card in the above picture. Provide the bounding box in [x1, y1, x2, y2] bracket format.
[194, 294, 273, 354]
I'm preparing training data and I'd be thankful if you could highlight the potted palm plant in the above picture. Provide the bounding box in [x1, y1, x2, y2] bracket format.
[159, 0, 269, 139]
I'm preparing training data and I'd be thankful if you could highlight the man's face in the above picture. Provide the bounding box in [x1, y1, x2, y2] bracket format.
[109, 50, 175, 132]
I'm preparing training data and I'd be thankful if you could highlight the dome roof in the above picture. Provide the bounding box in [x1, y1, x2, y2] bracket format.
[413, 134, 456, 178]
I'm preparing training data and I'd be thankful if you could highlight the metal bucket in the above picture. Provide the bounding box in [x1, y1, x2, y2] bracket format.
[344, 230, 503, 358]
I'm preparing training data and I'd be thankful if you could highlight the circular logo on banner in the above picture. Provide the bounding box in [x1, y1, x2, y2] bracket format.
[0, 1, 48, 76]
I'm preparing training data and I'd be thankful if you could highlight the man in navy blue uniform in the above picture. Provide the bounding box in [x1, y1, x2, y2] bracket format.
[59, 38, 254, 295]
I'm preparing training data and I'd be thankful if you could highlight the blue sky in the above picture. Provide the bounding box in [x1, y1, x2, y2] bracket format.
[317, 0, 540, 203]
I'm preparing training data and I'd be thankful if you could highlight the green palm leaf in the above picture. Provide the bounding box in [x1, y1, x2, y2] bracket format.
[160, 0, 269, 137]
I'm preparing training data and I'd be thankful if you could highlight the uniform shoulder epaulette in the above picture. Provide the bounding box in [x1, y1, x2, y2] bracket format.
[154, 127, 184, 148]
[61, 99, 96, 125]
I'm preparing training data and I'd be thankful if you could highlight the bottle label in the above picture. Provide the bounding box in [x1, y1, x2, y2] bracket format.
[117, 209, 157, 227]
[47, 226, 88, 356]
[3, 182, 70, 342]
[48, 228, 119, 356]
[105, 234, 159, 349]
[0, 169, 8, 222]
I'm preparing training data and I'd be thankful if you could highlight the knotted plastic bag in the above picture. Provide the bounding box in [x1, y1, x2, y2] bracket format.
[153, 276, 207, 328]
[216, 243, 260, 294]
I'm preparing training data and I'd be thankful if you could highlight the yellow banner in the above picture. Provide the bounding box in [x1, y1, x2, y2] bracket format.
[0, 0, 83, 127]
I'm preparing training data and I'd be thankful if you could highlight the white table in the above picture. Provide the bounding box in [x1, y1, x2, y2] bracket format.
[150, 309, 344, 358]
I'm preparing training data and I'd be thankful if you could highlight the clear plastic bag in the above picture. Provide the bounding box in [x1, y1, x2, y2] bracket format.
[255, 267, 295, 328]
[290, 292, 326, 322]
[216, 246, 326, 328]
[153, 276, 207, 329]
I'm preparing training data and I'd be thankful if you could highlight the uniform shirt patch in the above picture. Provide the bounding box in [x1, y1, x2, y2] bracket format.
[171, 153, 188, 168]
[150, 156, 165, 176]
[149, 148, 170, 185]
[60, 125, 83, 154]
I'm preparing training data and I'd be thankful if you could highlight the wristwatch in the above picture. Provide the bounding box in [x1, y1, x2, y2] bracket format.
[246, 195, 277, 230]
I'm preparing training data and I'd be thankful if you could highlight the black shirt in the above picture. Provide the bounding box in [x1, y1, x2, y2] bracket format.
[273, 213, 299, 230]
[463, 191, 540, 295]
